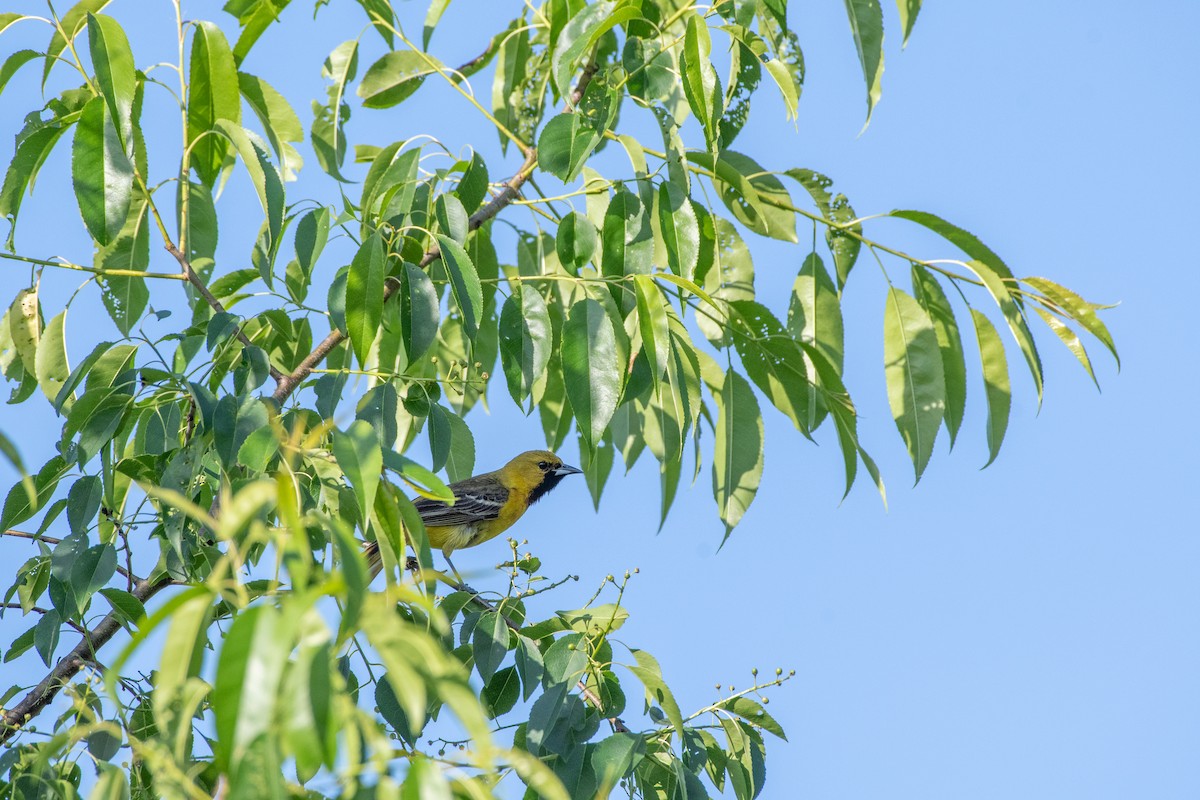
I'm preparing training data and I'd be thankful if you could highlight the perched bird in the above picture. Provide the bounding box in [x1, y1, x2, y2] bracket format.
[365, 449, 582, 580]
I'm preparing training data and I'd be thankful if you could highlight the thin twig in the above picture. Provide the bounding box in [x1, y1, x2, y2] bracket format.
[0, 604, 88, 635]
[163, 242, 285, 382]
[4, 530, 140, 585]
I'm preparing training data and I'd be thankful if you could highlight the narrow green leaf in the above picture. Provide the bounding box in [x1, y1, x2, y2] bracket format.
[712, 368, 763, 533]
[43, 0, 113, 89]
[897, 0, 922, 47]
[212, 121, 284, 254]
[889, 209, 1016, 280]
[562, 299, 621, 446]
[601, 188, 653, 309]
[785, 169, 862, 288]
[0, 50, 41, 102]
[34, 608, 60, 666]
[396, 261, 439, 366]
[593, 733, 645, 793]
[99, 586, 145, 627]
[444, 412, 475, 484]
[627, 649, 685, 738]
[551, 1, 634, 102]
[187, 21, 240, 186]
[34, 309, 70, 407]
[213, 605, 296, 770]
[72, 96, 132, 245]
[688, 150, 797, 242]
[717, 695, 788, 740]
[679, 14, 723, 151]
[71, 543, 116, 615]
[884, 287, 944, 481]
[499, 288, 552, 407]
[971, 309, 1010, 467]
[843, 0, 885, 127]
[333, 420, 383, 526]
[238, 71, 304, 180]
[435, 193, 468, 243]
[345, 233, 385, 365]
[657, 182, 700, 280]
[423, 0, 452, 49]
[1024, 276, 1119, 367]
[911, 265, 966, 447]
[311, 40, 358, 181]
[730, 300, 814, 437]
[634, 276, 670, 388]
[96, 206, 150, 337]
[86, 13, 135, 145]
[436, 234, 483, 339]
[1036, 307, 1099, 388]
[578, 433, 614, 510]
[959, 259, 1043, 404]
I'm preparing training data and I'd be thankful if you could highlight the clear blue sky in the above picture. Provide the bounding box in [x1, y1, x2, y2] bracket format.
[1, 2, 1197, 798]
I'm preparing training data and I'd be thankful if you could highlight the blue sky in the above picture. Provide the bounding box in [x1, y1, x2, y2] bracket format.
[1, 1, 1197, 798]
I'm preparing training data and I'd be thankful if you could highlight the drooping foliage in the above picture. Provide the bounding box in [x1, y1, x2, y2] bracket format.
[0, 0, 1115, 797]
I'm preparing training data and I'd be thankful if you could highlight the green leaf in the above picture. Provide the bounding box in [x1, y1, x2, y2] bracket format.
[345, 233, 385, 365]
[96, 206, 150, 337]
[539, 81, 617, 183]
[473, 611, 510, 683]
[687, 150, 797, 243]
[396, 261, 439, 366]
[601, 188, 653, 308]
[1024, 276, 1119, 368]
[711, 368, 764, 533]
[435, 192, 468, 244]
[679, 14, 723, 151]
[492, 20, 530, 150]
[592, 733, 645, 793]
[897, 0, 922, 47]
[213, 604, 296, 770]
[911, 265, 966, 447]
[66, 474, 102, 534]
[844, 0, 885, 127]
[357, 50, 442, 108]
[551, 1, 634, 102]
[958, 259, 1043, 404]
[99, 587, 145, 627]
[86, 13, 135, 145]
[311, 40, 358, 181]
[786, 253, 843, 430]
[578, 433, 614, 510]
[884, 287, 945, 482]
[499, 287, 552, 407]
[627, 649, 685, 738]
[43, 0, 113, 89]
[444, 412, 475, 484]
[35, 309, 70, 407]
[634, 276, 670, 389]
[0, 50, 41, 103]
[657, 182, 700, 280]
[730, 300, 814, 436]
[212, 121, 284, 256]
[427, 403, 451, 473]
[971, 309, 1011, 467]
[515, 636, 544, 701]
[286, 641, 334, 780]
[786, 169, 861, 288]
[293, 206, 330, 275]
[718, 35, 762, 149]
[72, 96, 132, 246]
[1035, 307, 1099, 389]
[889, 209, 1016, 280]
[333, 420, 383, 526]
[238, 71, 304, 180]
[70, 543, 116, 615]
[34, 608, 60, 666]
[556, 211, 597, 273]
[436, 234, 483, 340]
[187, 21, 240, 186]
[718, 695, 788, 740]
[562, 298, 621, 446]
[481, 665, 520, 719]
[423, 0, 452, 49]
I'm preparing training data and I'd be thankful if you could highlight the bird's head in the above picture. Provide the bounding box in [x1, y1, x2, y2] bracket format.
[505, 450, 583, 504]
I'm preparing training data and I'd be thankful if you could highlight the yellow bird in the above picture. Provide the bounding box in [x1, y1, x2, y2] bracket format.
[365, 449, 582, 579]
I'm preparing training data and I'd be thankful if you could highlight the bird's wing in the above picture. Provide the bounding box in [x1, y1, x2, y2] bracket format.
[414, 479, 508, 527]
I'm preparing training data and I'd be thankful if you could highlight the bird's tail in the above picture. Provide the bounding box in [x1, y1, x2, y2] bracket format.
[362, 540, 384, 580]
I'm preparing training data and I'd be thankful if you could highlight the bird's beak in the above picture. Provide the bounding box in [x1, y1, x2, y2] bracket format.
[554, 464, 583, 477]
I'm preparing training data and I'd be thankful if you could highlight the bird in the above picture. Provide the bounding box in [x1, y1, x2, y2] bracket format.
[364, 449, 583, 581]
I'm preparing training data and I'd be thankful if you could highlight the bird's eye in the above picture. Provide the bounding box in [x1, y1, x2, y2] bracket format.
[538, 461, 549, 470]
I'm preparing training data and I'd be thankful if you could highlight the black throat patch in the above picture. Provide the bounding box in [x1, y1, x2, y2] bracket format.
[527, 472, 568, 507]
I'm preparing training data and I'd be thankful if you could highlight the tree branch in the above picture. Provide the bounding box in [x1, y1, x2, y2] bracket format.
[4, 530, 140, 585]
[272, 55, 602, 406]
[0, 575, 174, 745]
[163, 242, 285, 383]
